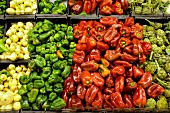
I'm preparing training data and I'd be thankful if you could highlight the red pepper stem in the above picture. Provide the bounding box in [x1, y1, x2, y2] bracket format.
[130, 82, 135, 86]
[98, 28, 102, 31]
[122, 31, 126, 34]
[86, 81, 90, 84]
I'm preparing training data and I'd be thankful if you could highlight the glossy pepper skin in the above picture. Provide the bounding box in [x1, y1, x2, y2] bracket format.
[138, 72, 153, 89]
[81, 60, 99, 71]
[73, 50, 85, 64]
[147, 84, 165, 98]
[123, 94, 135, 108]
[133, 86, 146, 108]
[93, 21, 106, 32]
[76, 43, 86, 51]
[85, 21, 93, 31]
[72, 64, 82, 84]
[91, 72, 104, 87]
[113, 60, 132, 68]
[141, 41, 152, 55]
[83, 0, 92, 14]
[114, 7, 123, 15]
[100, 16, 118, 26]
[86, 37, 97, 52]
[92, 90, 103, 108]
[27, 89, 39, 103]
[104, 26, 118, 42]
[101, 58, 110, 68]
[126, 67, 133, 78]
[89, 49, 101, 62]
[110, 33, 121, 47]
[103, 94, 114, 109]
[131, 31, 143, 39]
[77, 84, 87, 100]
[98, 64, 110, 77]
[96, 42, 109, 52]
[68, 95, 84, 110]
[111, 66, 125, 78]
[119, 38, 132, 48]
[121, 52, 138, 63]
[104, 50, 121, 61]
[72, 1, 83, 15]
[62, 90, 68, 107]
[100, 6, 114, 15]
[115, 75, 124, 93]
[124, 78, 137, 92]
[104, 87, 114, 94]
[73, 25, 83, 39]
[120, 26, 131, 37]
[85, 84, 99, 104]
[105, 74, 114, 87]
[133, 65, 144, 79]
[124, 17, 134, 27]
[80, 71, 93, 87]
[124, 45, 133, 53]
[64, 75, 75, 95]
[90, 0, 97, 13]
[111, 92, 126, 108]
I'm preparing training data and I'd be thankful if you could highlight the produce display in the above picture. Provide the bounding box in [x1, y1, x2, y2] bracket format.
[0, 22, 34, 61]
[0, 64, 31, 111]
[18, 19, 75, 110]
[39, 0, 66, 14]
[6, 0, 37, 15]
[0, 0, 6, 15]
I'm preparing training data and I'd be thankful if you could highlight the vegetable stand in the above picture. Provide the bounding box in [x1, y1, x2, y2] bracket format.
[0, 0, 170, 112]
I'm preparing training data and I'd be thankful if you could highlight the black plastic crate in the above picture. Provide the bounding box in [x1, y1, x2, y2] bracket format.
[36, 0, 67, 18]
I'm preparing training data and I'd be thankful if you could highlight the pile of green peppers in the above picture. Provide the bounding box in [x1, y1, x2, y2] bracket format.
[0, 0, 6, 15]
[0, 24, 4, 38]
[39, 0, 66, 14]
[19, 19, 75, 110]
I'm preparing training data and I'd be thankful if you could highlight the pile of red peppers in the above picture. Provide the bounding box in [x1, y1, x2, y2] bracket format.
[68, 0, 129, 15]
[62, 17, 165, 109]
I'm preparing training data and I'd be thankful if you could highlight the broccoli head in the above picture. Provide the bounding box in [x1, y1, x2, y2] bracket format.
[145, 98, 157, 108]
[147, 26, 155, 32]
[158, 55, 168, 66]
[149, 36, 157, 44]
[156, 96, 168, 109]
[155, 60, 167, 80]
[164, 89, 170, 98]
[157, 35, 164, 46]
[144, 61, 157, 74]
[165, 62, 170, 73]
[152, 44, 163, 54]
[156, 29, 166, 37]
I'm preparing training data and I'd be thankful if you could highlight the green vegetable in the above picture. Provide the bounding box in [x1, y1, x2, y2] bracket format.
[165, 62, 170, 73]
[164, 89, 170, 98]
[45, 81, 53, 92]
[20, 96, 30, 110]
[145, 98, 156, 108]
[28, 60, 36, 69]
[54, 83, 63, 93]
[48, 74, 63, 84]
[49, 92, 57, 101]
[32, 103, 40, 110]
[30, 72, 42, 80]
[50, 54, 58, 63]
[50, 98, 66, 110]
[18, 85, 28, 95]
[34, 80, 45, 89]
[61, 66, 71, 78]
[144, 61, 157, 74]
[156, 96, 168, 109]
[34, 55, 46, 68]
[28, 44, 35, 52]
[35, 21, 43, 29]
[156, 77, 170, 89]
[27, 89, 39, 103]
[0, 69, 10, 77]
[54, 24, 60, 31]
[19, 76, 30, 85]
[52, 70, 61, 75]
[36, 94, 47, 105]
[145, 19, 162, 29]
[155, 60, 167, 80]
[42, 100, 51, 111]
[27, 82, 34, 91]
[61, 39, 69, 47]
[41, 67, 51, 78]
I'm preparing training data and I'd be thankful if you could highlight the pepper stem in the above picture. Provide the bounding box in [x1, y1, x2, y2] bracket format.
[130, 82, 135, 86]
[122, 31, 126, 34]
[86, 81, 90, 84]
[98, 27, 102, 31]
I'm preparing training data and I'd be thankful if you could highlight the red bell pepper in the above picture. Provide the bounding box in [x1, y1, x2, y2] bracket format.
[124, 45, 133, 53]
[62, 89, 69, 108]
[90, 0, 97, 13]
[85, 55, 90, 62]
[126, 66, 133, 78]
[141, 41, 152, 55]
[73, 25, 83, 39]
[124, 17, 134, 27]
[131, 23, 143, 32]
[114, 7, 124, 15]
[89, 49, 101, 62]
[124, 78, 137, 92]
[98, 64, 110, 77]
[118, 37, 132, 48]
[80, 70, 93, 87]
[81, 60, 99, 71]
[110, 66, 125, 78]
[104, 50, 121, 61]
[78, 30, 88, 44]
[92, 90, 103, 108]
[103, 94, 114, 109]
[77, 84, 87, 100]
[120, 26, 131, 37]
[113, 60, 132, 68]
[115, 43, 122, 53]
[104, 26, 118, 42]
[133, 86, 146, 108]
[72, 64, 82, 84]
[86, 37, 97, 52]
[101, 58, 110, 67]
[139, 53, 146, 64]
[100, 6, 114, 15]
[68, 95, 84, 110]
[132, 65, 144, 79]
[79, 20, 86, 30]
[112, 1, 121, 8]
[123, 94, 135, 108]
[111, 92, 126, 108]
[68, 0, 76, 7]
[132, 38, 143, 56]
[76, 43, 86, 51]
[91, 72, 104, 87]
[71, 1, 83, 15]
[138, 72, 153, 89]
[120, 0, 129, 10]
[85, 84, 99, 104]
[104, 87, 114, 94]
[95, 31, 106, 42]
[73, 50, 85, 64]
[100, 16, 118, 26]
[83, 0, 92, 14]
[97, 42, 109, 52]
[131, 31, 143, 39]
[121, 52, 138, 63]
[115, 75, 124, 93]
[64, 75, 75, 94]
[110, 33, 121, 47]
[93, 21, 106, 32]
[89, 28, 97, 38]
[106, 74, 114, 87]
[99, 0, 112, 9]
[85, 20, 93, 31]
[147, 84, 165, 98]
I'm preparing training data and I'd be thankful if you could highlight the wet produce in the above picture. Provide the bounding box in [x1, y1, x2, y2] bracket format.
[62, 17, 164, 110]
[39, 0, 66, 14]
[19, 19, 75, 110]
[0, 64, 30, 111]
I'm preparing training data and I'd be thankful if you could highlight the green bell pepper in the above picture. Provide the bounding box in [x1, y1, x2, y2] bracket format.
[20, 96, 30, 110]
[67, 26, 74, 41]
[35, 21, 43, 29]
[39, 31, 52, 41]
[32, 103, 40, 110]
[52, 70, 61, 75]
[69, 48, 76, 53]
[49, 92, 57, 101]
[41, 49, 50, 55]
[45, 54, 50, 60]
[34, 55, 46, 68]
[52, 7, 58, 12]
[42, 100, 51, 111]
[68, 59, 73, 65]
[54, 33, 61, 42]
[61, 66, 71, 78]
[28, 60, 36, 69]
[44, 19, 53, 25]
[42, 8, 50, 14]
[27, 89, 39, 103]
[28, 38, 41, 45]
[19, 76, 30, 85]
[56, 42, 62, 47]
[61, 39, 69, 47]
[52, 60, 67, 70]
[45, 81, 53, 92]
[68, 53, 73, 59]
[40, 87, 46, 94]
[50, 98, 66, 110]
[36, 94, 47, 105]
[48, 74, 63, 84]
[34, 80, 45, 89]
[30, 71, 41, 80]
[45, 43, 51, 49]
[41, 67, 51, 78]
[54, 24, 60, 31]
[54, 83, 63, 93]
[58, 31, 65, 38]
[46, 61, 52, 67]
[18, 85, 27, 95]
[50, 45, 57, 53]
[0, 69, 10, 77]
[50, 54, 58, 63]
[44, 2, 53, 9]
[47, 36, 55, 42]
[27, 82, 34, 91]
[38, 27, 44, 34]
[59, 46, 69, 57]
[28, 44, 35, 52]
[69, 42, 76, 48]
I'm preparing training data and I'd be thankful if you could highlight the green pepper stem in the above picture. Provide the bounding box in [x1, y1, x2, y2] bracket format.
[130, 82, 135, 86]
[86, 81, 90, 84]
